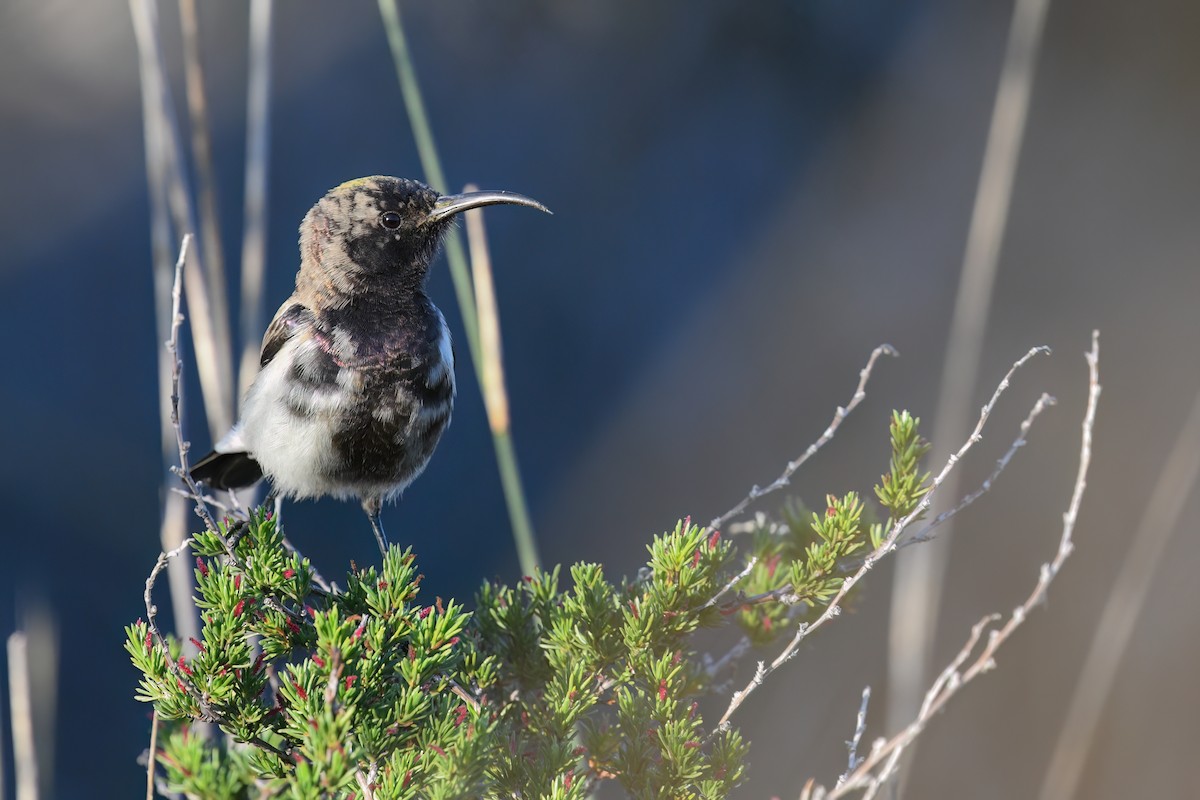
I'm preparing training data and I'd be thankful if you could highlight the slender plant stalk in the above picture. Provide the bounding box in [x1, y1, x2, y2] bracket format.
[179, 0, 236, 422]
[466, 200, 541, 573]
[1038, 379, 1200, 800]
[377, 0, 481, 371]
[239, 0, 275, 401]
[145, 710, 159, 800]
[7, 634, 36, 800]
[129, 0, 202, 650]
[378, 0, 543, 573]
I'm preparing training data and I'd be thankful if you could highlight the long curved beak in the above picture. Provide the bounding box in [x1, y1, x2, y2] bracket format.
[427, 190, 551, 223]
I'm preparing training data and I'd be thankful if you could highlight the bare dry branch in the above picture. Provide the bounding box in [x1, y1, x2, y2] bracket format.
[709, 344, 898, 533]
[823, 332, 1099, 799]
[886, 0, 1056, 757]
[165, 235, 220, 535]
[703, 556, 758, 610]
[894, 391, 1057, 552]
[716, 345, 1050, 729]
[836, 687, 871, 789]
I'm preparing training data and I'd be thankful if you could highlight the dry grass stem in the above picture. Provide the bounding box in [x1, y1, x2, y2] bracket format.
[465, 193, 509, 435]
[6, 633, 37, 800]
[179, 0, 235, 417]
[238, 0, 275, 400]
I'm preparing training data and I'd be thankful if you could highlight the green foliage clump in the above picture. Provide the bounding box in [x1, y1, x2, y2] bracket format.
[128, 411, 932, 798]
[128, 516, 747, 799]
[733, 410, 932, 645]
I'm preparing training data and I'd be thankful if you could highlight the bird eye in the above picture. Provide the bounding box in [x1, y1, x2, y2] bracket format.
[380, 211, 402, 229]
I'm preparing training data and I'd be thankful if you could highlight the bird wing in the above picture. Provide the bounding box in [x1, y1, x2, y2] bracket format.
[259, 300, 314, 368]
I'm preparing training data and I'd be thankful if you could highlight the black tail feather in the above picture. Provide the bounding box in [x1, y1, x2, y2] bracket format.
[190, 451, 264, 490]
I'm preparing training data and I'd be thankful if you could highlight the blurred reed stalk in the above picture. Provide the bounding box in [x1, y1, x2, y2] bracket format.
[6, 633, 35, 800]
[377, 0, 481, 361]
[238, 0, 275, 401]
[130, 0, 211, 652]
[179, 0, 236, 425]
[6, 604, 58, 800]
[465, 195, 542, 573]
[884, 0, 1053, 774]
[1037, 384, 1200, 800]
[132, 0, 275, 594]
[379, 0, 543, 574]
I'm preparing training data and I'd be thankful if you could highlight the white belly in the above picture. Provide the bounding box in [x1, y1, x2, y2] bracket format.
[237, 338, 352, 499]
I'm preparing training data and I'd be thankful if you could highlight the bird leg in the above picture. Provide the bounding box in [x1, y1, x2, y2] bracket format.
[363, 497, 390, 557]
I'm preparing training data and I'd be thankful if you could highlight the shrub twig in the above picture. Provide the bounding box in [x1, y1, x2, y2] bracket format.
[891, 390, 1056, 554]
[709, 344, 898, 533]
[814, 332, 1100, 799]
[1037, 330, 1194, 800]
[717, 345, 1050, 729]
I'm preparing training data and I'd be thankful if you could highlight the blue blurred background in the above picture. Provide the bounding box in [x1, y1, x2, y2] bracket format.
[2, 0, 1199, 797]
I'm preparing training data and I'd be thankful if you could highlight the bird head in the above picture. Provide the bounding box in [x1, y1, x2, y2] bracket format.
[297, 176, 549, 298]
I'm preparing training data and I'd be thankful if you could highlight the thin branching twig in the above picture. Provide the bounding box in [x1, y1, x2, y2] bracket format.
[703, 556, 759, 611]
[1037, 333, 1195, 800]
[465, 197, 540, 574]
[130, 0, 203, 652]
[717, 345, 1050, 729]
[892, 391, 1057, 553]
[166, 236, 220, 535]
[142, 534, 290, 760]
[709, 344, 898, 533]
[707, 385, 1056, 687]
[817, 332, 1099, 800]
[886, 0, 1056, 755]
[836, 687, 871, 788]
